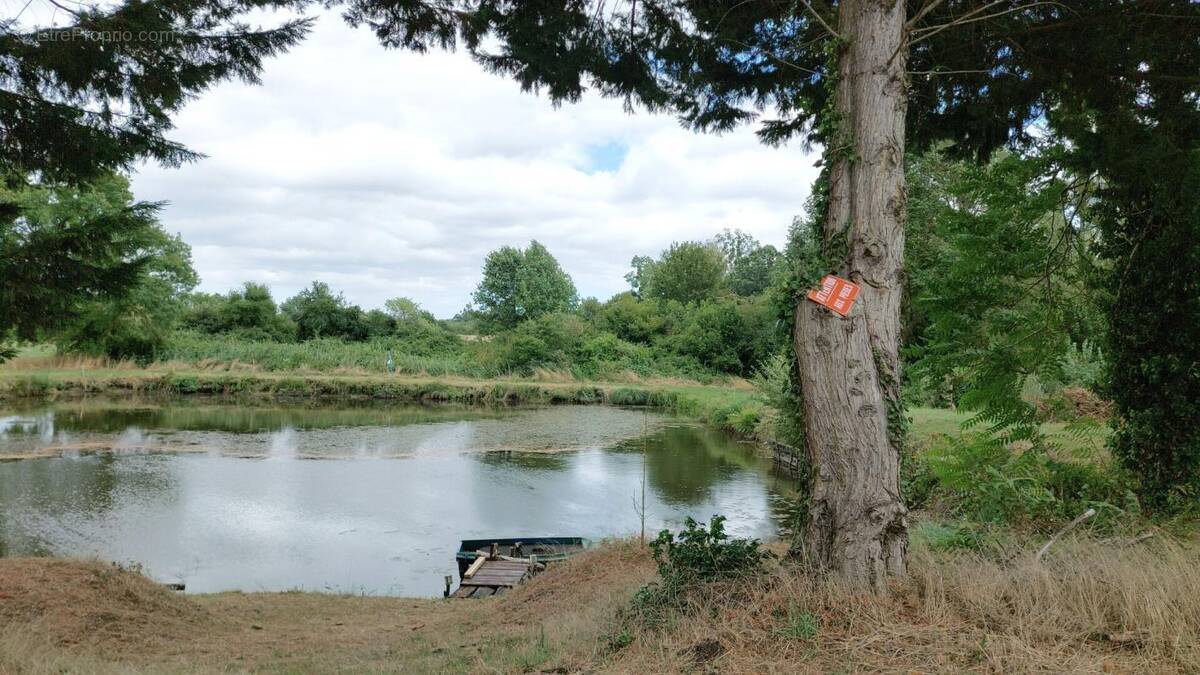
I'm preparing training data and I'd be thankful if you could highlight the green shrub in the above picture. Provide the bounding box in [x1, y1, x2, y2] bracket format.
[911, 521, 987, 552]
[1059, 339, 1105, 390]
[574, 333, 653, 378]
[61, 313, 167, 363]
[596, 293, 667, 343]
[663, 300, 769, 375]
[649, 515, 773, 583]
[621, 516, 773, 632]
[159, 332, 470, 376]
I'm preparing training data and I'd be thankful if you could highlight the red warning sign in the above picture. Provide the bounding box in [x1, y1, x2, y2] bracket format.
[806, 275, 860, 317]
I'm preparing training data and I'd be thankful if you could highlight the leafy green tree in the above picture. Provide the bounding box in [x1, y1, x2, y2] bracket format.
[906, 3, 1200, 509]
[641, 242, 725, 305]
[384, 297, 436, 324]
[906, 150, 1102, 436]
[472, 241, 577, 331]
[225, 284, 283, 334]
[362, 309, 396, 339]
[576, 296, 603, 323]
[380, 296, 462, 352]
[0, 173, 197, 359]
[713, 229, 781, 297]
[624, 255, 656, 298]
[666, 298, 776, 376]
[281, 282, 368, 341]
[475, 312, 587, 375]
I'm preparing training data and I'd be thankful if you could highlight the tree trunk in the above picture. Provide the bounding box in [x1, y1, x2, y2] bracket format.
[794, 0, 908, 592]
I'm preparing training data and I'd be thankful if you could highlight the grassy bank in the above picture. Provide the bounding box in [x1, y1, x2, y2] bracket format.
[0, 361, 757, 420]
[0, 360, 1102, 455]
[3, 535, 1198, 674]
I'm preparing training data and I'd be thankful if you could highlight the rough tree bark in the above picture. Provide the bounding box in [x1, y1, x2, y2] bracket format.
[794, 0, 909, 592]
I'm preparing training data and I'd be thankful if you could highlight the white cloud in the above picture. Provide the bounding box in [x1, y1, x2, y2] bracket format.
[131, 10, 821, 318]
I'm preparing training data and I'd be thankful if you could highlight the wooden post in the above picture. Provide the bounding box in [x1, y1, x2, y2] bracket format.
[443, 574, 452, 598]
[489, 542, 498, 560]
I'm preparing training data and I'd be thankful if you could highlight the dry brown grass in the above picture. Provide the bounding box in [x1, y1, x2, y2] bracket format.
[2, 537, 1198, 673]
[604, 537, 1200, 674]
[0, 557, 225, 675]
[0, 352, 139, 372]
[531, 367, 580, 383]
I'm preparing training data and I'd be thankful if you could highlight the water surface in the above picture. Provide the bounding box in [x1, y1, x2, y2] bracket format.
[0, 399, 798, 595]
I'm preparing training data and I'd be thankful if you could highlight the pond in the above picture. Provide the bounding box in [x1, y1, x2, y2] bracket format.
[0, 399, 800, 596]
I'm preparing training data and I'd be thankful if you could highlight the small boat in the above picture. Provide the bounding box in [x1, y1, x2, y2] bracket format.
[454, 536, 591, 578]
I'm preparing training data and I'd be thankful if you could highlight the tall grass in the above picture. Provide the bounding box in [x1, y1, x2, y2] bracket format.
[157, 333, 477, 377]
[601, 536, 1200, 673]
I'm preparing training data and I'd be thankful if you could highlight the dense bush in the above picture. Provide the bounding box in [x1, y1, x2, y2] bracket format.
[60, 305, 170, 363]
[636, 241, 727, 304]
[595, 292, 667, 343]
[281, 281, 372, 341]
[650, 515, 773, 581]
[620, 516, 774, 633]
[918, 433, 1136, 528]
[182, 283, 296, 342]
[662, 298, 774, 376]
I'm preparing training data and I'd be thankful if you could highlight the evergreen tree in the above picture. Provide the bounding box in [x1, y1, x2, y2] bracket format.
[1, 0, 313, 356]
[1, 0, 313, 183]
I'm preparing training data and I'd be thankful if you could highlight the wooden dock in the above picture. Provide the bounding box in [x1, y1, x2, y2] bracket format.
[449, 541, 549, 598]
[450, 559, 535, 598]
[769, 440, 805, 478]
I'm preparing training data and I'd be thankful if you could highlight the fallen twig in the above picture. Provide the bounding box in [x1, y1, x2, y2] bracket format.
[1036, 507, 1096, 562]
[1122, 531, 1156, 547]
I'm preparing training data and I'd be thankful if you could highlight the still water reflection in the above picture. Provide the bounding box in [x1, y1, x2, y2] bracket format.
[0, 400, 799, 595]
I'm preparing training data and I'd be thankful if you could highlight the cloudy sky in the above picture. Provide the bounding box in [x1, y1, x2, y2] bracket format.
[130, 10, 821, 318]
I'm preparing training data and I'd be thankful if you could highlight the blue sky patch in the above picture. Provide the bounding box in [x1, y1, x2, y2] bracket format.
[583, 140, 628, 173]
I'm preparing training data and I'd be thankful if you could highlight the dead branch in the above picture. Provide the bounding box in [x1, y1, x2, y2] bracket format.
[798, 0, 840, 40]
[1036, 507, 1096, 562]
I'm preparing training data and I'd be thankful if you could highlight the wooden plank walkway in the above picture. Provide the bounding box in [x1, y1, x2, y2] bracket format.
[451, 559, 534, 599]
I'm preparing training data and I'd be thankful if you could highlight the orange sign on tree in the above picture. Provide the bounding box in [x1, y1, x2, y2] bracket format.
[806, 275, 860, 317]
